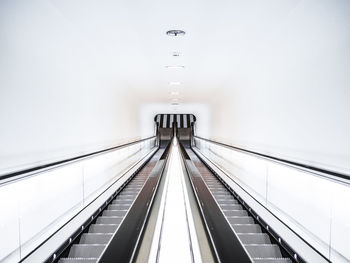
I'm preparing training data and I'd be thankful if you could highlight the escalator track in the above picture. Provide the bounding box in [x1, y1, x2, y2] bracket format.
[56, 147, 167, 263]
[182, 144, 295, 263]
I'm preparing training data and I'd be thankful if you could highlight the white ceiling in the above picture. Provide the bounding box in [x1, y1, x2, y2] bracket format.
[47, 0, 300, 105]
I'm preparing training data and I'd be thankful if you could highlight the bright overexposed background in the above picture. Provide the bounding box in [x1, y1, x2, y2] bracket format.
[1, 0, 350, 175]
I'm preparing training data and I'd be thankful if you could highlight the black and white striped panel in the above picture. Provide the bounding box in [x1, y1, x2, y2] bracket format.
[154, 114, 196, 128]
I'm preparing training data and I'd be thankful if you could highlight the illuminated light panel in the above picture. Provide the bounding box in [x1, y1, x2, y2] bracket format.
[169, 82, 181, 85]
[165, 65, 185, 69]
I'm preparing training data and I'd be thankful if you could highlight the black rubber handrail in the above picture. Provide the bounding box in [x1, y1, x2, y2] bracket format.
[1, 136, 156, 182]
[194, 136, 350, 181]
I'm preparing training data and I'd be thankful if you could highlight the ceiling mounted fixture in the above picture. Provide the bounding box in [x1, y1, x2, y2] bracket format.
[169, 82, 181, 85]
[166, 30, 186, 36]
[165, 65, 185, 69]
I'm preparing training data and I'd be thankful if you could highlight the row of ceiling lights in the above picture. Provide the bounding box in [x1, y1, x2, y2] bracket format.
[166, 30, 186, 106]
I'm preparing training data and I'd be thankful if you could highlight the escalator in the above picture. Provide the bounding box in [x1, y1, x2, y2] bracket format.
[180, 143, 297, 263]
[56, 146, 169, 263]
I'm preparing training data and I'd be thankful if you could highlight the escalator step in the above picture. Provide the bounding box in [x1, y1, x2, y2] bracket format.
[223, 210, 248, 216]
[253, 258, 292, 263]
[68, 244, 105, 258]
[217, 200, 239, 204]
[103, 210, 127, 217]
[112, 199, 133, 204]
[116, 194, 138, 199]
[245, 244, 282, 258]
[214, 195, 235, 199]
[59, 258, 97, 263]
[226, 216, 254, 224]
[80, 233, 112, 244]
[220, 204, 243, 210]
[96, 216, 123, 224]
[212, 192, 231, 196]
[231, 224, 262, 233]
[238, 233, 271, 244]
[88, 224, 119, 233]
[108, 204, 131, 210]
[111, 199, 134, 205]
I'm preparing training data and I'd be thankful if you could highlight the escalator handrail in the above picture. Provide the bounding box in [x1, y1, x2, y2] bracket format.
[0, 136, 156, 183]
[194, 136, 350, 183]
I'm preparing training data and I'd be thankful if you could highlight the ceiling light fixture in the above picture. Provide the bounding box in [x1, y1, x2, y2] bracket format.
[166, 30, 186, 36]
[165, 65, 185, 69]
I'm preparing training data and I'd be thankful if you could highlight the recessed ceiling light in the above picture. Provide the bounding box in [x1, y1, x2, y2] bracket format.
[169, 82, 181, 85]
[166, 30, 186, 36]
[165, 65, 185, 69]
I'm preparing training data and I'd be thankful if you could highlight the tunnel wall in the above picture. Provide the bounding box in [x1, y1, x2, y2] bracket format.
[207, 1, 350, 175]
[0, 2, 144, 176]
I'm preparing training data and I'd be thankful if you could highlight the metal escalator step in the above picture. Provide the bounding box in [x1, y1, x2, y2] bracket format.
[238, 233, 271, 244]
[211, 191, 231, 195]
[117, 194, 137, 198]
[96, 216, 123, 224]
[212, 192, 231, 196]
[80, 233, 112, 244]
[226, 216, 254, 224]
[59, 258, 97, 263]
[245, 244, 282, 258]
[113, 197, 133, 202]
[231, 224, 262, 233]
[108, 204, 131, 210]
[112, 200, 133, 205]
[217, 199, 239, 204]
[220, 204, 243, 210]
[214, 195, 234, 199]
[121, 191, 139, 195]
[68, 244, 105, 258]
[103, 210, 127, 216]
[223, 210, 248, 216]
[88, 224, 119, 233]
[208, 187, 227, 190]
[253, 258, 292, 263]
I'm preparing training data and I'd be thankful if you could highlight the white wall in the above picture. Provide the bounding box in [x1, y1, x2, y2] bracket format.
[0, 1, 143, 175]
[209, 1, 350, 175]
[1, 0, 349, 177]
